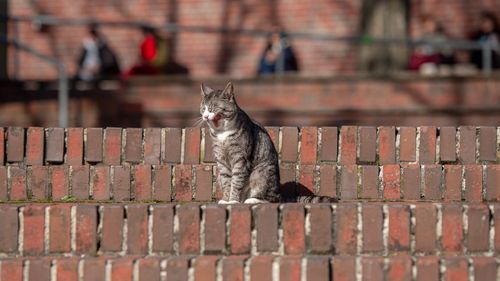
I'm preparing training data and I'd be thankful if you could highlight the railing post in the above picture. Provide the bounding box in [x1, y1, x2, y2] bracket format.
[482, 41, 492, 75]
[57, 63, 69, 128]
[13, 20, 20, 79]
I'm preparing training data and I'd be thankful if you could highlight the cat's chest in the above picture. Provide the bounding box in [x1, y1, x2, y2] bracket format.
[214, 130, 236, 142]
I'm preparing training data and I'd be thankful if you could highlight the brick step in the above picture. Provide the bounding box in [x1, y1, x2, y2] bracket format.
[0, 164, 499, 203]
[0, 255, 498, 281]
[1, 203, 499, 257]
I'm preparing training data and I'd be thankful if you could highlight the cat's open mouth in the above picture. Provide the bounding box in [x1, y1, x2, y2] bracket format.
[212, 114, 222, 127]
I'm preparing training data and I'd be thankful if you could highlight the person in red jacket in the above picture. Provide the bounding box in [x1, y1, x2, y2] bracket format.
[124, 25, 168, 77]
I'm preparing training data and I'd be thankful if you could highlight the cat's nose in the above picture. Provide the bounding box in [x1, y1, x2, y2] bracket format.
[202, 114, 209, 120]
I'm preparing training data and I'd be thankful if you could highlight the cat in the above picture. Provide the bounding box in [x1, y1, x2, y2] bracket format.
[200, 82, 334, 204]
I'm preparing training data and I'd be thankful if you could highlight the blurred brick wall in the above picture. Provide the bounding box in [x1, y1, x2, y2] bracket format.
[8, 0, 500, 80]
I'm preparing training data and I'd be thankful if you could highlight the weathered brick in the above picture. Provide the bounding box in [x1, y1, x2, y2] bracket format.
[486, 165, 500, 201]
[309, 204, 333, 253]
[91, 166, 110, 200]
[464, 165, 482, 202]
[279, 256, 301, 281]
[56, 258, 79, 281]
[126, 205, 148, 254]
[362, 203, 383, 253]
[388, 205, 410, 253]
[378, 126, 396, 164]
[401, 164, 420, 200]
[383, 164, 400, 199]
[222, 256, 245, 281]
[281, 127, 299, 162]
[0, 167, 6, 201]
[419, 126, 437, 164]
[193, 256, 218, 281]
[320, 127, 338, 162]
[45, 127, 64, 163]
[166, 257, 189, 281]
[28, 259, 50, 281]
[124, 128, 143, 163]
[335, 203, 357, 254]
[362, 257, 384, 281]
[478, 126, 497, 161]
[332, 256, 356, 281]
[26, 127, 44, 165]
[174, 164, 193, 201]
[22, 205, 45, 255]
[250, 256, 273, 281]
[0, 128, 4, 165]
[360, 165, 379, 199]
[49, 205, 71, 253]
[444, 165, 462, 201]
[280, 164, 297, 199]
[6, 127, 24, 163]
[137, 258, 160, 281]
[152, 205, 174, 253]
[0, 206, 19, 253]
[298, 165, 315, 195]
[387, 256, 412, 281]
[300, 126, 318, 164]
[340, 165, 357, 199]
[415, 204, 437, 253]
[50, 165, 69, 200]
[66, 128, 83, 165]
[265, 126, 279, 152]
[358, 126, 376, 163]
[306, 256, 330, 281]
[144, 128, 161, 164]
[203, 205, 226, 253]
[416, 257, 439, 281]
[319, 164, 336, 198]
[184, 127, 200, 164]
[28, 166, 49, 200]
[177, 204, 200, 254]
[422, 165, 442, 200]
[111, 258, 133, 281]
[439, 127, 457, 162]
[70, 165, 89, 200]
[203, 127, 215, 163]
[458, 126, 476, 164]
[255, 204, 278, 252]
[399, 127, 416, 162]
[85, 128, 103, 163]
[101, 206, 124, 252]
[133, 165, 152, 200]
[152, 165, 172, 201]
[282, 204, 305, 254]
[441, 204, 463, 254]
[340, 126, 357, 164]
[83, 258, 105, 281]
[195, 165, 213, 201]
[443, 257, 468, 281]
[75, 205, 97, 255]
[473, 257, 497, 281]
[103, 127, 122, 165]
[1, 260, 23, 281]
[9, 166, 26, 200]
[229, 205, 251, 254]
[163, 128, 182, 163]
[467, 205, 490, 252]
[112, 166, 131, 201]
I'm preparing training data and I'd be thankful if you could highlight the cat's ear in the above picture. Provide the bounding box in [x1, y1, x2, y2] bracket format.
[221, 82, 235, 102]
[201, 83, 214, 97]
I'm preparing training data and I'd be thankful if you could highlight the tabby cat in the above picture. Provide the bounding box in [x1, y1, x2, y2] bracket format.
[200, 82, 333, 204]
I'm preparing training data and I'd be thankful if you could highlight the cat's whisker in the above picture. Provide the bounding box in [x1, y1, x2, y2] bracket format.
[191, 118, 205, 127]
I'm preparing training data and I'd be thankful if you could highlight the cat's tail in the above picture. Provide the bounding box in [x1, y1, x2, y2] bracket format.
[295, 195, 338, 203]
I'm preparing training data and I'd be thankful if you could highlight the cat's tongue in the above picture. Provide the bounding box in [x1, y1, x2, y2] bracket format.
[212, 114, 222, 127]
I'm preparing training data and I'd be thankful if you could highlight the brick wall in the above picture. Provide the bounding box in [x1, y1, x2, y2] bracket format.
[8, 0, 500, 79]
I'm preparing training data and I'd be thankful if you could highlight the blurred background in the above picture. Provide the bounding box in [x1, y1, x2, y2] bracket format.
[0, 0, 499, 127]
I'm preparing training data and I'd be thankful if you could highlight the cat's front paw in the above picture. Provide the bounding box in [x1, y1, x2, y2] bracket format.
[218, 199, 229, 204]
[218, 200, 240, 204]
[244, 198, 268, 204]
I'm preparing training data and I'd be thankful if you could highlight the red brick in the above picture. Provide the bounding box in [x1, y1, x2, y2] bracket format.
[378, 126, 396, 164]
[281, 127, 299, 162]
[203, 128, 215, 163]
[358, 127, 376, 163]
[103, 127, 122, 165]
[401, 164, 420, 200]
[184, 127, 200, 164]
[75, 205, 97, 255]
[478, 127, 497, 161]
[203, 205, 226, 253]
[26, 127, 44, 165]
[255, 204, 278, 252]
[0, 167, 6, 201]
[387, 256, 412, 281]
[340, 165, 357, 199]
[362, 203, 383, 253]
[415, 204, 437, 253]
[133, 165, 152, 200]
[195, 165, 213, 201]
[419, 126, 437, 164]
[464, 165, 482, 202]
[422, 165, 442, 200]
[83, 258, 105, 281]
[6, 127, 24, 163]
[458, 126, 476, 164]
[163, 128, 182, 163]
[320, 127, 338, 162]
[306, 256, 329, 281]
[332, 256, 355, 281]
[91, 166, 110, 200]
[319, 164, 336, 198]
[222, 256, 245, 281]
[416, 257, 439, 281]
[152, 205, 173, 253]
[45, 127, 64, 163]
[388, 205, 410, 253]
[126, 205, 148, 254]
[282, 204, 305, 254]
[101, 206, 124, 252]
[28, 259, 50, 281]
[441, 204, 463, 254]
[486, 165, 500, 201]
[49, 205, 71, 253]
[177, 204, 200, 254]
[152, 165, 172, 201]
[300, 126, 318, 164]
[362, 257, 384, 281]
[50, 165, 69, 200]
[443, 257, 468, 281]
[473, 257, 497, 281]
[280, 164, 297, 199]
[495, 205, 500, 253]
[467, 204, 490, 252]
[399, 127, 416, 162]
[309, 204, 333, 253]
[111, 258, 133, 281]
[1, 260, 23, 281]
[383, 164, 400, 199]
[0, 128, 4, 165]
[360, 165, 379, 199]
[298, 165, 315, 195]
[22, 205, 45, 255]
[9, 166, 26, 200]
[0, 206, 19, 253]
[70, 165, 89, 200]
[335, 203, 357, 254]
[444, 165, 462, 201]
[138, 258, 160, 281]
[166, 257, 190, 281]
[229, 205, 251, 254]
[56, 258, 79, 281]
[265, 126, 279, 152]
[144, 128, 161, 164]
[124, 128, 143, 163]
[340, 126, 357, 165]
[439, 127, 457, 162]
[28, 166, 49, 200]
[67, 128, 83, 165]
[250, 256, 273, 281]
[85, 128, 103, 163]
[174, 164, 193, 201]
[193, 256, 218, 281]
[279, 256, 301, 281]
[112, 166, 131, 201]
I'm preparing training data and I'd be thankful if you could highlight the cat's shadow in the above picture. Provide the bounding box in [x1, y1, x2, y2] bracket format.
[280, 181, 315, 201]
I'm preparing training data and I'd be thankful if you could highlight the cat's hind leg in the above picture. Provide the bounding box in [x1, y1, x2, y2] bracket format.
[244, 198, 268, 204]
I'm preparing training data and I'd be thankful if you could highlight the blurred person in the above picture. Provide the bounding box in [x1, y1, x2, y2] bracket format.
[470, 11, 500, 69]
[76, 25, 121, 82]
[257, 27, 299, 75]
